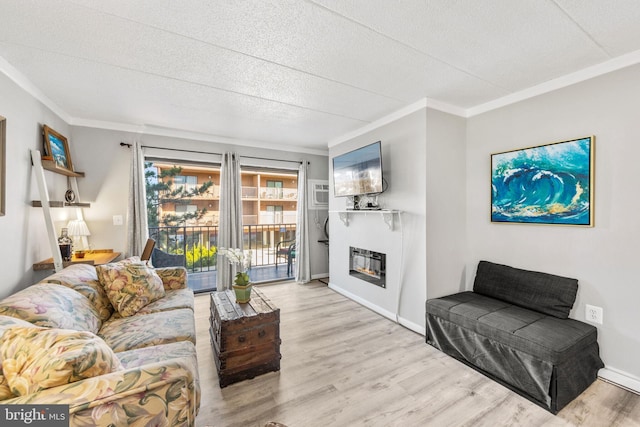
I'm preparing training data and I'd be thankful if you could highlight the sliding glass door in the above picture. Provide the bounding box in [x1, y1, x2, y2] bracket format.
[145, 158, 299, 292]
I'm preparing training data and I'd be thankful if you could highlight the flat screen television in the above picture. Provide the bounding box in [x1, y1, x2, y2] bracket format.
[332, 141, 383, 197]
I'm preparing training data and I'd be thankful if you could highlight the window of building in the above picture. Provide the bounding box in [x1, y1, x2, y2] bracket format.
[266, 205, 284, 223]
[175, 204, 198, 213]
[174, 175, 198, 192]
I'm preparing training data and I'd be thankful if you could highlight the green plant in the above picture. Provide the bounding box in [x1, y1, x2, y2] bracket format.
[234, 272, 250, 286]
[180, 243, 217, 269]
[219, 248, 252, 285]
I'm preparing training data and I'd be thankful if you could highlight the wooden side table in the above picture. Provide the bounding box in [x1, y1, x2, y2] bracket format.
[33, 249, 121, 271]
[209, 287, 281, 387]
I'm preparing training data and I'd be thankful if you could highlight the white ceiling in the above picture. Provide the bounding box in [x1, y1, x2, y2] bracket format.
[2, 0, 640, 153]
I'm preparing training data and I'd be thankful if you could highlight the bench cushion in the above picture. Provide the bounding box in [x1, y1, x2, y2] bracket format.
[473, 261, 578, 319]
[426, 291, 597, 365]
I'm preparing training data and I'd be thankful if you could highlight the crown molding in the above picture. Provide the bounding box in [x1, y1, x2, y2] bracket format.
[327, 97, 468, 148]
[0, 56, 72, 123]
[72, 118, 329, 157]
[6, 46, 640, 151]
[328, 98, 428, 147]
[425, 98, 468, 118]
[467, 48, 640, 117]
[1, 55, 328, 156]
[71, 118, 146, 134]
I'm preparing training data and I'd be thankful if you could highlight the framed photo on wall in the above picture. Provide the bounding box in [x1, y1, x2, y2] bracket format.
[491, 136, 595, 226]
[0, 115, 5, 216]
[43, 125, 73, 172]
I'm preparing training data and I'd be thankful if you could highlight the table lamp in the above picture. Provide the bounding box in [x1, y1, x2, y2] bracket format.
[67, 219, 91, 258]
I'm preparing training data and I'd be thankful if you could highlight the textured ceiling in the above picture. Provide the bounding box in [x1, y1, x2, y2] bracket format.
[1, 0, 640, 153]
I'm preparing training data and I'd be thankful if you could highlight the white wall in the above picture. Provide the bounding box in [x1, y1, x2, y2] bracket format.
[328, 107, 466, 333]
[0, 71, 72, 296]
[69, 126, 330, 279]
[425, 108, 467, 298]
[466, 64, 640, 386]
[329, 109, 427, 331]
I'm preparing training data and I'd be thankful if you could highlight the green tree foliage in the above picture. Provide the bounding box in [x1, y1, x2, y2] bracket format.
[145, 163, 213, 227]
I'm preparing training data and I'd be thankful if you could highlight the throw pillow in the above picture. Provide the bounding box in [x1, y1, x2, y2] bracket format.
[0, 284, 102, 333]
[40, 264, 114, 321]
[96, 262, 165, 317]
[0, 326, 123, 396]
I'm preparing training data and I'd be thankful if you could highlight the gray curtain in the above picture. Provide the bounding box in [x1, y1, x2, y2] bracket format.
[217, 152, 244, 290]
[126, 141, 148, 257]
[295, 161, 311, 282]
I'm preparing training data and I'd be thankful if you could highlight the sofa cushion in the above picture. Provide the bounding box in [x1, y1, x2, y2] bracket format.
[0, 315, 34, 335]
[137, 289, 194, 313]
[473, 261, 578, 319]
[108, 289, 195, 320]
[99, 308, 196, 352]
[40, 264, 114, 321]
[0, 326, 123, 396]
[96, 262, 166, 317]
[427, 291, 511, 330]
[116, 341, 197, 369]
[426, 292, 598, 364]
[0, 284, 101, 333]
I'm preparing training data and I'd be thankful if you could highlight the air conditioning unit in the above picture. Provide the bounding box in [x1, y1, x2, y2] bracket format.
[308, 180, 329, 210]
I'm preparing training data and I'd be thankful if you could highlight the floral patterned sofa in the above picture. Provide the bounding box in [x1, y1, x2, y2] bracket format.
[0, 259, 200, 426]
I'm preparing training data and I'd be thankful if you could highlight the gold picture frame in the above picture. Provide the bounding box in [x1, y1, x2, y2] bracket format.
[42, 125, 73, 172]
[491, 136, 595, 226]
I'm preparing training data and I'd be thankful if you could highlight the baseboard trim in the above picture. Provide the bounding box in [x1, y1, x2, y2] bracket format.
[397, 317, 426, 336]
[328, 282, 425, 336]
[311, 273, 329, 280]
[599, 367, 640, 395]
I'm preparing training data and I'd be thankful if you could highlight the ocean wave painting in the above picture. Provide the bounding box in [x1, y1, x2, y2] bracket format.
[491, 137, 594, 226]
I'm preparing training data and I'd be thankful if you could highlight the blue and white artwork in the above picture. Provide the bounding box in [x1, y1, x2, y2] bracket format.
[48, 133, 69, 169]
[491, 137, 594, 226]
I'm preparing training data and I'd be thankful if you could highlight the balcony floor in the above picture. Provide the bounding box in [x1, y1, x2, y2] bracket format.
[187, 264, 294, 293]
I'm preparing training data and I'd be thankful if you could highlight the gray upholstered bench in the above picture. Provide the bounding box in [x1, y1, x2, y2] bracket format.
[426, 261, 604, 414]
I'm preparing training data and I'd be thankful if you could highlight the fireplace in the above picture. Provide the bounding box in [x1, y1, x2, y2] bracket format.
[349, 247, 386, 288]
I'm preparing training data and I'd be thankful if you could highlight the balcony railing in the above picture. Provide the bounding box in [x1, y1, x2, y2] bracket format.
[260, 187, 298, 200]
[148, 223, 296, 274]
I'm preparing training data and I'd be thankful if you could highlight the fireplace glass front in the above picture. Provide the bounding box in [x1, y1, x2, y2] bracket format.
[349, 247, 386, 288]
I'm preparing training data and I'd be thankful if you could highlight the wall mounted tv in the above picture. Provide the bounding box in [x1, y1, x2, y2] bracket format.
[332, 141, 383, 197]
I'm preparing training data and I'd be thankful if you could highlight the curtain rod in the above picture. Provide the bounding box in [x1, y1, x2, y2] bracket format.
[120, 142, 308, 165]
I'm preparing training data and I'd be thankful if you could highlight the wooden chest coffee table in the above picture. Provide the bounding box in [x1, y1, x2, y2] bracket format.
[209, 287, 281, 387]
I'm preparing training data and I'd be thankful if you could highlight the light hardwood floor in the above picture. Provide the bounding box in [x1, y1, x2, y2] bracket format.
[194, 281, 640, 427]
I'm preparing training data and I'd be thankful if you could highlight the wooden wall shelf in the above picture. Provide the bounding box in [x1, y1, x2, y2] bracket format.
[33, 155, 89, 207]
[31, 200, 91, 208]
[40, 158, 85, 177]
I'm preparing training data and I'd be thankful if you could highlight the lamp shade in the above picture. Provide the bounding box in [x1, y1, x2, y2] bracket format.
[67, 219, 91, 237]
